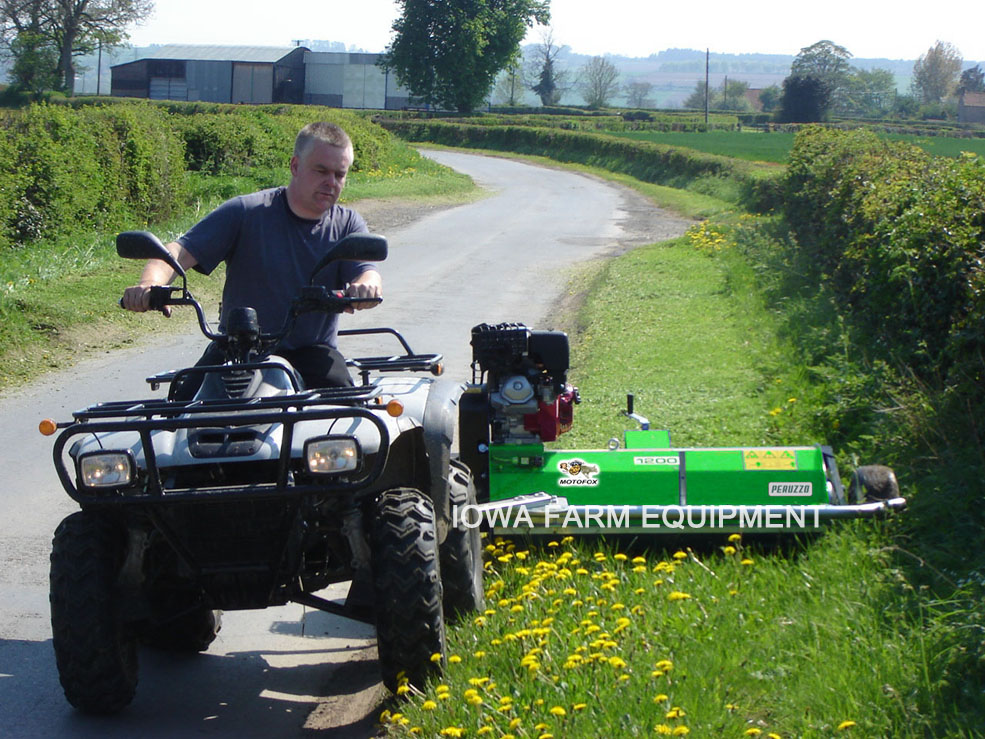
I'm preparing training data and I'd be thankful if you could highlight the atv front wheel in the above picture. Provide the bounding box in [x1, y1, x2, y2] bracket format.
[372, 488, 446, 692]
[50, 511, 138, 714]
[440, 460, 485, 618]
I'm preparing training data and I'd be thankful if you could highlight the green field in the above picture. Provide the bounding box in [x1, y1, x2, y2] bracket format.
[604, 129, 985, 163]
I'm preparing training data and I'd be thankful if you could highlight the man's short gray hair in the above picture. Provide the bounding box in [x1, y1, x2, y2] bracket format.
[294, 122, 353, 160]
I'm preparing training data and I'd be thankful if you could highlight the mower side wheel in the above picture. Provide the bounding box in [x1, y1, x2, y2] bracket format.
[440, 460, 486, 619]
[50, 511, 138, 714]
[142, 606, 222, 652]
[848, 465, 900, 504]
[372, 488, 446, 692]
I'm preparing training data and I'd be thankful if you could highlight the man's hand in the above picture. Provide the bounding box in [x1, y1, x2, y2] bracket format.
[120, 241, 198, 317]
[344, 270, 383, 314]
[121, 284, 172, 316]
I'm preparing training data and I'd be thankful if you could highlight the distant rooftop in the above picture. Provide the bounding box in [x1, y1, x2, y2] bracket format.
[141, 44, 303, 63]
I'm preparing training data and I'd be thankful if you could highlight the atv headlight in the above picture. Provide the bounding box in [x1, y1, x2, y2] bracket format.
[305, 437, 361, 476]
[78, 451, 135, 489]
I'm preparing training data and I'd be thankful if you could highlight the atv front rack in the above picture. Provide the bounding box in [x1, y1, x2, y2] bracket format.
[52, 398, 390, 505]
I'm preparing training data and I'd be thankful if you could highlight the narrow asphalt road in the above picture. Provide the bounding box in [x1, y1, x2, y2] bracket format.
[0, 150, 690, 736]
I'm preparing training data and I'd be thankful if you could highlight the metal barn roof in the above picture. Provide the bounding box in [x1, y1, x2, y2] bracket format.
[141, 45, 302, 63]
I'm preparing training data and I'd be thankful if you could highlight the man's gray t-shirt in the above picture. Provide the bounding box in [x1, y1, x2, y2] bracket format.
[178, 186, 373, 350]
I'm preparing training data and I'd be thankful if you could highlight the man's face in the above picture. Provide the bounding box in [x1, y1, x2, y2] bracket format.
[287, 140, 353, 219]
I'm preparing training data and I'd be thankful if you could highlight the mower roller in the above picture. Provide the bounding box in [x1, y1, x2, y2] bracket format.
[457, 322, 906, 535]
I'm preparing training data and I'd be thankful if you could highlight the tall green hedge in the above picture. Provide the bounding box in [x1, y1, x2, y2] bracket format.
[783, 126, 985, 398]
[0, 101, 394, 250]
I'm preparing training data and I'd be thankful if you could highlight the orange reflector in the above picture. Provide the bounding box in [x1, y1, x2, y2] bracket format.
[39, 418, 58, 436]
[386, 399, 404, 417]
[431, 363, 444, 377]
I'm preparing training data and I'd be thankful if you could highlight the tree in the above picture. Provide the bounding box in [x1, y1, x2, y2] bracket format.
[790, 39, 852, 111]
[528, 28, 569, 106]
[382, 0, 549, 114]
[957, 64, 985, 95]
[9, 30, 59, 98]
[682, 78, 750, 111]
[911, 41, 962, 103]
[491, 53, 525, 106]
[1, 0, 152, 95]
[778, 74, 831, 122]
[579, 55, 619, 109]
[838, 67, 896, 117]
[623, 79, 653, 108]
[758, 84, 781, 112]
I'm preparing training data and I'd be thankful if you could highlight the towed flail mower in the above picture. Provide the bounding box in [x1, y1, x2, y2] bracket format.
[457, 323, 906, 536]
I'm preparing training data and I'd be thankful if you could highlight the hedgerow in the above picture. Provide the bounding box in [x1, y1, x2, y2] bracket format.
[782, 126, 985, 397]
[378, 118, 782, 211]
[0, 101, 394, 249]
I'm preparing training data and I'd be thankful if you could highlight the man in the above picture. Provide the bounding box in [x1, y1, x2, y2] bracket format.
[122, 121, 382, 390]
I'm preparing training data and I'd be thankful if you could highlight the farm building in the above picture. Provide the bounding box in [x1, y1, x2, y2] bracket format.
[111, 45, 306, 104]
[958, 91, 985, 125]
[111, 45, 413, 109]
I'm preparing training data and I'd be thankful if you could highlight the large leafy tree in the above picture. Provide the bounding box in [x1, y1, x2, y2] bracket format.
[578, 55, 618, 109]
[790, 39, 852, 112]
[383, 0, 549, 114]
[1, 0, 152, 95]
[911, 41, 962, 103]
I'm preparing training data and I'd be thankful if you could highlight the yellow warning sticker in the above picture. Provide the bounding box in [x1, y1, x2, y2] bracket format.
[743, 448, 798, 470]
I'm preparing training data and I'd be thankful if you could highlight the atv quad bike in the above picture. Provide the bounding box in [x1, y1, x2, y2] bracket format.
[43, 231, 483, 714]
[457, 322, 907, 535]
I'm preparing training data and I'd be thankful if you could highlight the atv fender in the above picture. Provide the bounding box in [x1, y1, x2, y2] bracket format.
[422, 379, 466, 541]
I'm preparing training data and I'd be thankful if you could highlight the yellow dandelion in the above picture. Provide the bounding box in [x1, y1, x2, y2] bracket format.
[673, 728, 690, 736]
[509, 717, 522, 729]
[477, 728, 493, 736]
[728, 533, 742, 543]
[668, 591, 692, 601]
[439, 728, 465, 738]
[741, 558, 754, 566]
[534, 722, 550, 731]
[430, 652, 443, 663]
[723, 546, 736, 555]
[449, 654, 462, 663]
[655, 725, 673, 735]
[653, 693, 669, 702]
[672, 550, 688, 560]
[421, 700, 437, 711]
[768, 734, 782, 739]
[655, 659, 674, 671]
[573, 703, 587, 711]
[665, 706, 685, 719]
[396, 684, 411, 695]
[837, 721, 857, 731]
[474, 650, 487, 658]
[549, 706, 567, 717]
[744, 729, 762, 737]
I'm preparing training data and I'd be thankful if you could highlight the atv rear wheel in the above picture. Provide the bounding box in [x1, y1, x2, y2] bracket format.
[50, 511, 138, 714]
[848, 465, 900, 504]
[142, 606, 222, 652]
[372, 488, 446, 692]
[440, 460, 485, 619]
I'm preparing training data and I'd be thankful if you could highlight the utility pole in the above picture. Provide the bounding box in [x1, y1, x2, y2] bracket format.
[96, 39, 102, 96]
[704, 48, 709, 127]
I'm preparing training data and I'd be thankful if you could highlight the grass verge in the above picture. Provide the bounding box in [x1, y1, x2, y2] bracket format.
[378, 235, 980, 736]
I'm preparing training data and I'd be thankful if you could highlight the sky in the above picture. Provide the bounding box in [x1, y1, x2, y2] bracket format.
[126, 0, 985, 63]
